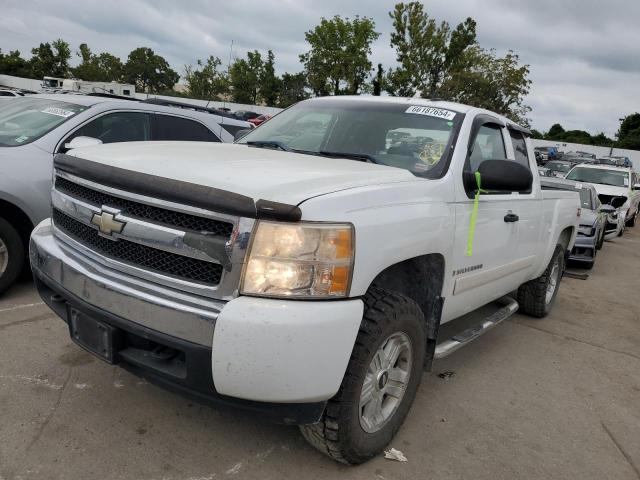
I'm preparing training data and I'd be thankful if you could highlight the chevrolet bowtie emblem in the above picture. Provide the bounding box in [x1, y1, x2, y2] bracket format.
[91, 211, 125, 236]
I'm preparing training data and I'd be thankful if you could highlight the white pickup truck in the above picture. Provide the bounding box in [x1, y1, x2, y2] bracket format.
[30, 97, 580, 464]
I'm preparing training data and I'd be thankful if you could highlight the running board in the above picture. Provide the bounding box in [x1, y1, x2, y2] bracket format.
[434, 296, 519, 360]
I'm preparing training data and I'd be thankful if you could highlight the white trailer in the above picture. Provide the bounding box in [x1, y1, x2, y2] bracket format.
[61, 79, 135, 97]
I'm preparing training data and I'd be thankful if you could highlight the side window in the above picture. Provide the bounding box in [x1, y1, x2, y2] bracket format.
[153, 115, 220, 142]
[469, 124, 507, 172]
[64, 112, 151, 150]
[509, 130, 531, 168]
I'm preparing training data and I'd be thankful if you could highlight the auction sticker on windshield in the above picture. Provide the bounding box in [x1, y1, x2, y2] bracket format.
[41, 107, 76, 118]
[405, 105, 456, 120]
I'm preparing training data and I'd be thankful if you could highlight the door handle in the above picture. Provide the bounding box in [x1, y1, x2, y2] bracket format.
[504, 212, 519, 223]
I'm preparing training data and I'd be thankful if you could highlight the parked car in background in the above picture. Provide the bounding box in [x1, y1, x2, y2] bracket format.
[545, 160, 576, 178]
[599, 156, 633, 168]
[534, 146, 558, 163]
[248, 114, 271, 127]
[562, 151, 595, 163]
[565, 163, 640, 235]
[537, 166, 553, 177]
[0, 89, 24, 100]
[542, 178, 610, 268]
[0, 94, 250, 294]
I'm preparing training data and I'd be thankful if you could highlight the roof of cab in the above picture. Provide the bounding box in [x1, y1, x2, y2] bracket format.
[307, 95, 528, 132]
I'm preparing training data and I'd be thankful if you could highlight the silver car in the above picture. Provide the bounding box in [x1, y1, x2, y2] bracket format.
[0, 94, 251, 293]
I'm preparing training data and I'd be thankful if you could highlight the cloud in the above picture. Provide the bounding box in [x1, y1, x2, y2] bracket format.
[1, 0, 638, 137]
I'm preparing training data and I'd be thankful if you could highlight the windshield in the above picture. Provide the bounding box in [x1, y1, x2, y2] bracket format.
[0, 97, 88, 147]
[566, 167, 629, 187]
[238, 99, 463, 178]
[547, 161, 571, 172]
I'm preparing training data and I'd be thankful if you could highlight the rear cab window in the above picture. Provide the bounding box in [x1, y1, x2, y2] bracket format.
[508, 130, 531, 169]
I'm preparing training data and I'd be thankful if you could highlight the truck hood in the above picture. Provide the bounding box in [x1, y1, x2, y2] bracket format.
[578, 182, 628, 198]
[67, 142, 416, 205]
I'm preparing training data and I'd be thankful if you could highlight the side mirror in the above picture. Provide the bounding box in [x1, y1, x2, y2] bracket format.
[234, 129, 252, 142]
[633, 183, 640, 191]
[599, 204, 616, 214]
[64, 136, 103, 150]
[464, 159, 533, 193]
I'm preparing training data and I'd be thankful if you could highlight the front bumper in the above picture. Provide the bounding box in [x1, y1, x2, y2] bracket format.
[30, 220, 363, 423]
[569, 234, 596, 263]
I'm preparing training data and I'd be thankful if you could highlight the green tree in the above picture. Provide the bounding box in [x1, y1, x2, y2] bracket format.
[229, 50, 264, 104]
[546, 123, 565, 139]
[439, 46, 532, 124]
[560, 130, 593, 144]
[277, 72, 308, 107]
[372, 63, 385, 96]
[94, 52, 124, 81]
[123, 47, 178, 93]
[300, 15, 379, 96]
[530, 129, 544, 140]
[72, 43, 100, 80]
[260, 50, 280, 106]
[387, 2, 476, 97]
[28, 42, 56, 79]
[591, 132, 614, 147]
[617, 113, 640, 150]
[73, 43, 123, 81]
[184, 56, 229, 100]
[0, 49, 30, 77]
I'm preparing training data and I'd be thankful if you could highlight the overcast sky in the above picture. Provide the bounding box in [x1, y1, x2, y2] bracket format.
[2, 0, 638, 136]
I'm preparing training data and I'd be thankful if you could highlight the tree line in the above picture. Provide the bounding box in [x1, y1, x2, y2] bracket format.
[531, 113, 640, 150]
[0, 2, 533, 118]
[0, 0, 637, 142]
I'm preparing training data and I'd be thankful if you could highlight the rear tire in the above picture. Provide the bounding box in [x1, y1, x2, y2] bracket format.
[517, 245, 564, 318]
[0, 217, 25, 296]
[300, 287, 426, 465]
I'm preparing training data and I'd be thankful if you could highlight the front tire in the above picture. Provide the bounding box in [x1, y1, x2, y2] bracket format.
[517, 245, 565, 318]
[300, 287, 426, 464]
[0, 217, 25, 296]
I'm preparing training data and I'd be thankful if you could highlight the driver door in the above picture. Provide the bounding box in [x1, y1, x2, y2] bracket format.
[444, 121, 540, 321]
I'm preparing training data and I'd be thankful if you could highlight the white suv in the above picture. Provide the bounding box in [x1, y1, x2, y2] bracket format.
[566, 163, 640, 235]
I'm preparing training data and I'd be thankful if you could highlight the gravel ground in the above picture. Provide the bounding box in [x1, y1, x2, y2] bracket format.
[0, 228, 639, 480]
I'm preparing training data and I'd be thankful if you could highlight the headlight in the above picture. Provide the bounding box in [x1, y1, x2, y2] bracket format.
[578, 225, 593, 236]
[241, 221, 354, 298]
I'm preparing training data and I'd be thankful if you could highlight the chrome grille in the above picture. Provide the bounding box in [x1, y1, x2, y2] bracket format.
[55, 176, 233, 237]
[53, 209, 223, 285]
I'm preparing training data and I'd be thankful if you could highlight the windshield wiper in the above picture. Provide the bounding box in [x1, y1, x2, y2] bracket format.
[317, 151, 379, 164]
[246, 140, 291, 152]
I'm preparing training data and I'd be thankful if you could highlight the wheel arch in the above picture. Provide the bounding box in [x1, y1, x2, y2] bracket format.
[0, 199, 34, 250]
[557, 226, 574, 255]
[368, 253, 445, 370]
